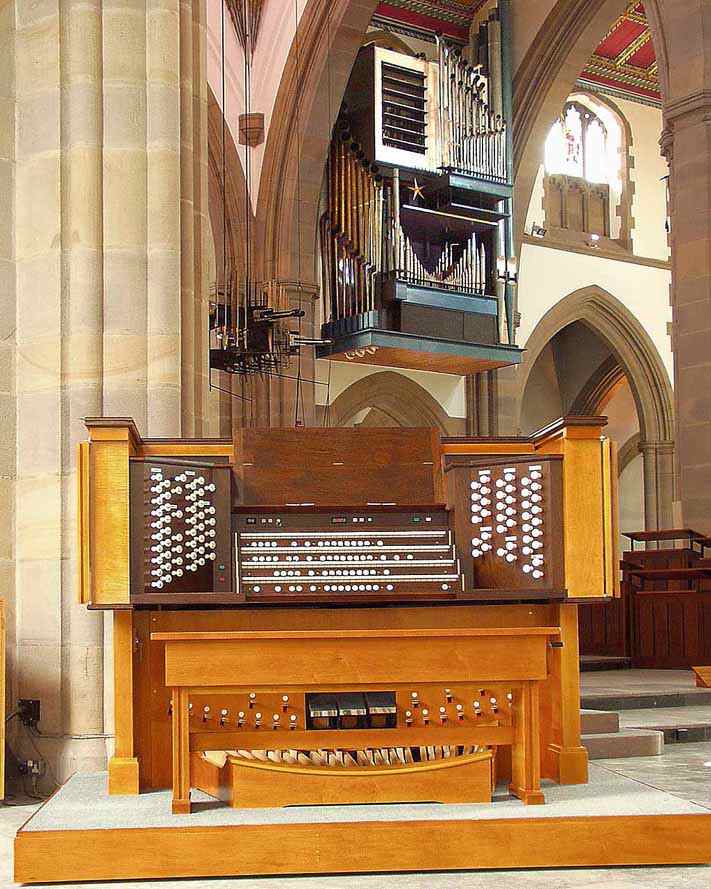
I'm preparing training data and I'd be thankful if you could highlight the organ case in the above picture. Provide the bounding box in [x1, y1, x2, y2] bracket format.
[76, 418, 616, 815]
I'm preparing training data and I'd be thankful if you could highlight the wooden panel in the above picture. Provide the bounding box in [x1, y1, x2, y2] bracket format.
[579, 599, 627, 658]
[164, 627, 551, 812]
[188, 725, 514, 752]
[129, 460, 234, 603]
[323, 347, 514, 376]
[108, 610, 139, 795]
[558, 433, 609, 600]
[693, 666, 711, 688]
[88, 432, 131, 606]
[134, 604, 570, 790]
[159, 629, 556, 687]
[15, 813, 711, 883]
[77, 443, 91, 605]
[445, 455, 565, 598]
[544, 604, 588, 786]
[630, 589, 711, 668]
[603, 438, 620, 598]
[234, 428, 441, 507]
[193, 749, 494, 807]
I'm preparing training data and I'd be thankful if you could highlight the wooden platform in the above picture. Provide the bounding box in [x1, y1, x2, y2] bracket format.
[15, 768, 711, 883]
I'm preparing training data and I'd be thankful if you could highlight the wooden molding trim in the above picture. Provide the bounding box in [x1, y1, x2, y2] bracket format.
[15, 813, 711, 883]
[522, 234, 671, 270]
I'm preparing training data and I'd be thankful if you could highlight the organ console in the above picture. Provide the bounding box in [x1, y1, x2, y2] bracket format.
[76, 417, 617, 816]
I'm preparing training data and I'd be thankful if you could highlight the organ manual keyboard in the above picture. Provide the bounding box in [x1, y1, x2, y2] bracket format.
[76, 419, 617, 814]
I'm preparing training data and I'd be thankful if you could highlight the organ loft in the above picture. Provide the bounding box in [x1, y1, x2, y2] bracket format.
[11, 1, 711, 884]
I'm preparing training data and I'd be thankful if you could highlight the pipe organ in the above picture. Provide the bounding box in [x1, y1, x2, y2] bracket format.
[77, 417, 617, 818]
[61, 0, 623, 870]
[317, 8, 518, 375]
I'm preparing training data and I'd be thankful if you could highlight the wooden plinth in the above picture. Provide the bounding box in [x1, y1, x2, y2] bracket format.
[15, 812, 711, 884]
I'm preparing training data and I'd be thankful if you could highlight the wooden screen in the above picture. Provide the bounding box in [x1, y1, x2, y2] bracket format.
[233, 428, 442, 507]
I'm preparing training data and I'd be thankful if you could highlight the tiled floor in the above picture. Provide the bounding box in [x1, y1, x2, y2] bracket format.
[595, 740, 711, 810]
[3, 743, 711, 888]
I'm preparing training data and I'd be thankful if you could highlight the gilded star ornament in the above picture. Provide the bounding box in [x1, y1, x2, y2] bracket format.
[408, 178, 425, 203]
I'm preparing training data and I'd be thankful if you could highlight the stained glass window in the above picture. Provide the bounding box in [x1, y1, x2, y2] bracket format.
[545, 102, 613, 185]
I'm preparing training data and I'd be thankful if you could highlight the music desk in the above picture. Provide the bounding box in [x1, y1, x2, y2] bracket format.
[154, 626, 560, 814]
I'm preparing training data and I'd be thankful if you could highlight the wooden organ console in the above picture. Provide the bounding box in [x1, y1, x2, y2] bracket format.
[77, 417, 618, 815]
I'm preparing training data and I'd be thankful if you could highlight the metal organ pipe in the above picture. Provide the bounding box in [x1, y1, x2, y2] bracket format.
[322, 133, 388, 322]
[436, 35, 506, 181]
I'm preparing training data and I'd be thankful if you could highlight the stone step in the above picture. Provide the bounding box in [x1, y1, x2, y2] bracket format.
[619, 704, 711, 744]
[582, 728, 664, 760]
[580, 689, 711, 711]
[644, 724, 711, 744]
[580, 656, 632, 673]
[580, 709, 620, 735]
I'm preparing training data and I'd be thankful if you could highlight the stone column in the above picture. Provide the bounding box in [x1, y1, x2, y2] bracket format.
[466, 372, 497, 436]
[102, 0, 148, 427]
[640, 439, 675, 532]
[180, 0, 212, 437]
[13, 0, 64, 775]
[59, 0, 107, 776]
[146, 0, 182, 436]
[13, 0, 106, 781]
[663, 96, 711, 534]
[0, 0, 17, 729]
[8, 0, 212, 785]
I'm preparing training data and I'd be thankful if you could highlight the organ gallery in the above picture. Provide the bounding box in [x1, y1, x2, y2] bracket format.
[9, 0, 711, 884]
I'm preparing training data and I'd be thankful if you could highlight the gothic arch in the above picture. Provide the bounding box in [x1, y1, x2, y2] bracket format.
[517, 285, 674, 445]
[513, 0, 667, 250]
[329, 372, 455, 434]
[207, 85, 250, 282]
[543, 89, 636, 248]
[569, 354, 626, 417]
[517, 286, 674, 529]
[619, 432, 642, 475]
[255, 0, 379, 284]
[362, 30, 415, 56]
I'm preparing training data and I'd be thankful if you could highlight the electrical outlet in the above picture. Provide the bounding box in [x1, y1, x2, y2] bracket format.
[17, 699, 41, 728]
[17, 759, 44, 777]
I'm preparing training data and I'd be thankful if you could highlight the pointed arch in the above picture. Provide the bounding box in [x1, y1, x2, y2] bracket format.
[513, 0, 668, 250]
[517, 286, 675, 530]
[362, 30, 416, 56]
[516, 285, 674, 444]
[569, 354, 626, 416]
[328, 372, 456, 434]
[207, 84, 250, 282]
[255, 0, 378, 284]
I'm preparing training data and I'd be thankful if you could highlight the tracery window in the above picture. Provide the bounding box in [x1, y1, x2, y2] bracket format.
[542, 97, 627, 244]
[545, 104, 611, 183]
